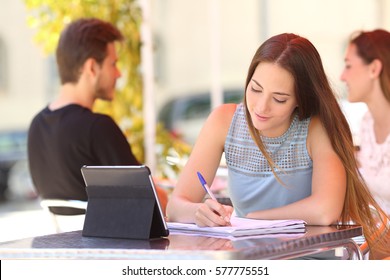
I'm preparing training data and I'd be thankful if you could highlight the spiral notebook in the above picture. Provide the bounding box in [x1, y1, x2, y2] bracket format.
[168, 217, 306, 238]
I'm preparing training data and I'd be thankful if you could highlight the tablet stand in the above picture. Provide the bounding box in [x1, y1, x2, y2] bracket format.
[82, 185, 166, 239]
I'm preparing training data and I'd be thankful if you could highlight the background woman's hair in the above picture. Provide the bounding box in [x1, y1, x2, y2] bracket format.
[350, 29, 390, 103]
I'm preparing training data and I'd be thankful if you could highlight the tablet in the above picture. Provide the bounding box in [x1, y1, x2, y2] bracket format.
[80, 165, 169, 239]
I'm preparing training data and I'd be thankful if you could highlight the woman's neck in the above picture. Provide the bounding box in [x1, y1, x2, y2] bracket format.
[366, 93, 390, 144]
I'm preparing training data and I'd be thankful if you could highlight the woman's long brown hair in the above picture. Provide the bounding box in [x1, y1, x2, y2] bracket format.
[243, 33, 389, 257]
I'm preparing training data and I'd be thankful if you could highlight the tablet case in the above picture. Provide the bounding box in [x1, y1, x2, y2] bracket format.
[80, 165, 169, 240]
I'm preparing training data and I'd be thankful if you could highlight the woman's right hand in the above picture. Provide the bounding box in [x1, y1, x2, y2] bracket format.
[194, 199, 233, 227]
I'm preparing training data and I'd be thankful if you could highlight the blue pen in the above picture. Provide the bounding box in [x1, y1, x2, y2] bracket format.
[197, 171, 232, 226]
[197, 171, 217, 200]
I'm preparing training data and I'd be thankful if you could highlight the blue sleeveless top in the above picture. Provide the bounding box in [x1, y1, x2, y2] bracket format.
[224, 104, 313, 217]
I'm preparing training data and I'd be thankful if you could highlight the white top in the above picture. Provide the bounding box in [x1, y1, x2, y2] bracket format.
[358, 111, 390, 215]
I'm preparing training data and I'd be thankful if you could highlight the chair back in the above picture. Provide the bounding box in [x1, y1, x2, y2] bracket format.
[40, 199, 88, 233]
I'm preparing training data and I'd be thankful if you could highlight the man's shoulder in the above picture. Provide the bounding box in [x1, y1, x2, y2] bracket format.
[30, 105, 116, 131]
[72, 110, 119, 133]
[89, 112, 117, 125]
[59, 105, 115, 124]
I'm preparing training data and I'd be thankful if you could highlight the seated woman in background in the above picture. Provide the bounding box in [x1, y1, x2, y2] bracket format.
[341, 29, 390, 217]
[340, 29, 390, 259]
[167, 32, 389, 258]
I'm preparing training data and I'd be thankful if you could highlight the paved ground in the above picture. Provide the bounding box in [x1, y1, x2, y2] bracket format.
[0, 198, 50, 242]
[0, 197, 84, 243]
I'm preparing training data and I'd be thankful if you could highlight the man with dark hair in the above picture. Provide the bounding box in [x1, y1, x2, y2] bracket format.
[28, 18, 167, 215]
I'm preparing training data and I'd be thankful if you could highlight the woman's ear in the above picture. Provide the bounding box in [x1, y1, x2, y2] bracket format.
[369, 59, 383, 78]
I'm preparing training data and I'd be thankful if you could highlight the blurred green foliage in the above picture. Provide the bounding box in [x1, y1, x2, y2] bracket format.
[24, 0, 191, 179]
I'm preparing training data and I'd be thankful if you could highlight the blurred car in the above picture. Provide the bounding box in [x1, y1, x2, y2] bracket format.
[0, 129, 35, 200]
[158, 89, 243, 144]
